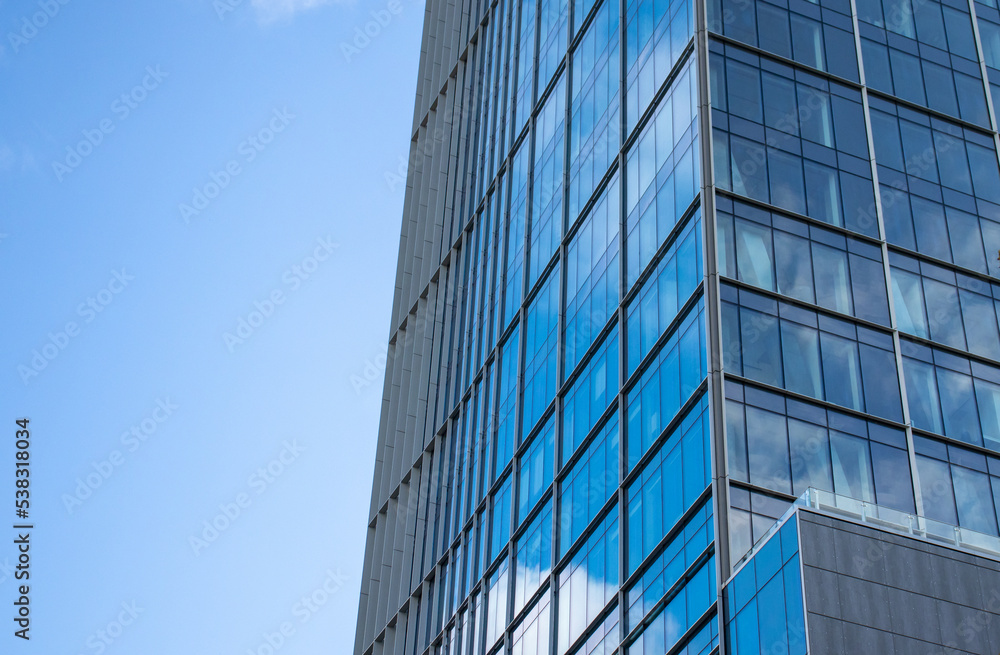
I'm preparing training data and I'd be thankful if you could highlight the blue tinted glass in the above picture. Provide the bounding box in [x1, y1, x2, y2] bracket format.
[514, 502, 552, 612]
[625, 63, 699, 286]
[565, 177, 620, 375]
[492, 474, 513, 561]
[627, 396, 710, 571]
[523, 266, 560, 437]
[563, 329, 620, 462]
[740, 308, 783, 388]
[937, 367, 982, 447]
[917, 455, 959, 524]
[747, 406, 792, 494]
[518, 416, 555, 522]
[820, 333, 862, 411]
[496, 324, 522, 476]
[559, 416, 619, 556]
[569, 0, 621, 223]
[627, 213, 702, 372]
[626, 0, 693, 129]
[556, 508, 618, 652]
[505, 142, 530, 327]
[529, 76, 566, 289]
[627, 303, 707, 466]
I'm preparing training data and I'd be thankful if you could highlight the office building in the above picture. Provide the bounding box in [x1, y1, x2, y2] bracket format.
[354, 0, 1000, 650]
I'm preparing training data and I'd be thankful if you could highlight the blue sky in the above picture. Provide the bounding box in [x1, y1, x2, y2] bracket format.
[0, 0, 422, 652]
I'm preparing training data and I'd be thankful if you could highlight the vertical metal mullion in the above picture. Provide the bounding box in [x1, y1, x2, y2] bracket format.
[551, 0, 574, 649]
[846, 0, 925, 518]
[693, 0, 730, 651]
[503, 2, 539, 645]
[616, 0, 630, 646]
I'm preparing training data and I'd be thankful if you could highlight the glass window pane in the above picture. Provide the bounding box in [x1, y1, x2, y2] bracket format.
[830, 431, 874, 502]
[727, 401, 749, 483]
[747, 406, 792, 494]
[735, 219, 775, 291]
[975, 379, 1000, 452]
[924, 278, 966, 350]
[727, 59, 763, 123]
[903, 358, 943, 434]
[821, 333, 862, 410]
[767, 149, 807, 215]
[870, 442, 915, 513]
[781, 322, 823, 399]
[860, 343, 903, 423]
[774, 230, 814, 303]
[917, 455, 958, 525]
[952, 466, 999, 536]
[731, 137, 769, 201]
[936, 368, 981, 447]
[813, 244, 852, 314]
[911, 197, 951, 262]
[849, 254, 889, 325]
[891, 268, 928, 338]
[804, 161, 842, 227]
[788, 418, 833, 496]
[797, 86, 833, 148]
[741, 308, 783, 388]
[960, 290, 1000, 360]
[791, 14, 824, 71]
[763, 73, 797, 135]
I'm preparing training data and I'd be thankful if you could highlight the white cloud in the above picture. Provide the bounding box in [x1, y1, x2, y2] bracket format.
[251, 0, 348, 22]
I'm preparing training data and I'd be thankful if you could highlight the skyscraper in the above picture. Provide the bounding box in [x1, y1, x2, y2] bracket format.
[354, 0, 1000, 650]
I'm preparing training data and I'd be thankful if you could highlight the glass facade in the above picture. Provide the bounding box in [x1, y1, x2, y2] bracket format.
[355, 0, 1000, 650]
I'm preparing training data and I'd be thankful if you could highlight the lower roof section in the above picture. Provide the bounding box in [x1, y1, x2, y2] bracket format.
[725, 489, 1000, 654]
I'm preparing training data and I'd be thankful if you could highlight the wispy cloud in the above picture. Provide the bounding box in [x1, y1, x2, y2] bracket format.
[251, 0, 348, 22]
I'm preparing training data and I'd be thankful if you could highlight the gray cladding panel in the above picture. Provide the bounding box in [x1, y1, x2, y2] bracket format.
[799, 511, 1000, 655]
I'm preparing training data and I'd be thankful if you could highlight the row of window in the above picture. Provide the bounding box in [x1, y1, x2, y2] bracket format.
[916, 434, 1000, 537]
[979, 4, 1000, 121]
[721, 284, 904, 422]
[716, 196, 890, 325]
[859, 0, 987, 125]
[708, 0, 858, 82]
[627, 211, 702, 372]
[891, 250, 1000, 360]
[627, 395, 712, 571]
[725, 381, 915, 512]
[626, 60, 700, 288]
[625, 498, 714, 632]
[476, 398, 713, 654]
[626, 300, 708, 467]
[710, 41, 877, 237]
[564, 176, 620, 376]
[624, 556, 717, 654]
[902, 339, 1000, 453]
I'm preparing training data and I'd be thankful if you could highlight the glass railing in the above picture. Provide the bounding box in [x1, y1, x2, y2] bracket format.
[798, 488, 1000, 560]
[729, 487, 1000, 578]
